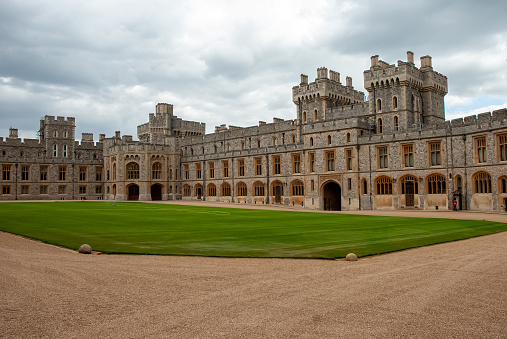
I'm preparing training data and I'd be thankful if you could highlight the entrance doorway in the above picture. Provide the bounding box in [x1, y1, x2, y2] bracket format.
[323, 181, 341, 211]
[273, 182, 283, 203]
[196, 185, 202, 200]
[405, 181, 415, 207]
[127, 184, 139, 201]
[151, 184, 162, 201]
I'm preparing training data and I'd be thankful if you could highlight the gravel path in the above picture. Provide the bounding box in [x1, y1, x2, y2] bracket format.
[1, 202, 507, 338]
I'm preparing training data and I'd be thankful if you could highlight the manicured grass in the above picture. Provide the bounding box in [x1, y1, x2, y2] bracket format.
[0, 201, 506, 259]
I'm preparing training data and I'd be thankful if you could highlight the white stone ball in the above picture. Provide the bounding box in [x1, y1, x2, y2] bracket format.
[78, 244, 92, 254]
[345, 253, 358, 261]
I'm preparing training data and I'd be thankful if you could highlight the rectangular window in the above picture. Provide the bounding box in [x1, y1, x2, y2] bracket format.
[273, 156, 281, 175]
[63, 145, 67, 157]
[59, 166, 66, 181]
[40, 185, 48, 195]
[95, 167, 103, 181]
[2, 165, 11, 181]
[292, 154, 301, 174]
[79, 186, 86, 194]
[377, 146, 388, 169]
[255, 157, 262, 176]
[21, 165, 30, 181]
[345, 149, 352, 171]
[2, 186, 11, 194]
[238, 159, 245, 176]
[429, 142, 441, 166]
[79, 167, 87, 181]
[475, 136, 487, 163]
[403, 144, 414, 167]
[209, 162, 214, 179]
[21, 185, 29, 194]
[53, 144, 57, 157]
[499, 133, 507, 161]
[58, 186, 66, 194]
[95, 186, 102, 194]
[325, 151, 335, 171]
[195, 163, 202, 179]
[222, 161, 229, 178]
[311, 180, 315, 191]
[40, 166, 48, 181]
[347, 178, 352, 190]
[184, 165, 189, 180]
[309, 152, 315, 173]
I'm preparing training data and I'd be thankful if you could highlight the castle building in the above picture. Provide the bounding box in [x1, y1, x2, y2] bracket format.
[1, 52, 506, 212]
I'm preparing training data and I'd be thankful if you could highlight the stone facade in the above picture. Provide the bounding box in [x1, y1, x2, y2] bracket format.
[1, 52, 506, 212]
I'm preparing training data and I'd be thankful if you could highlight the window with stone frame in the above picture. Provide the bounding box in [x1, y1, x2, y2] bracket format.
[221, 183, 231, 196]
[95, 167, 103, 181]
[95, 186, 102, 194]
[255, 157, 262, 176]
[273, 155, 281, 175]
[208, 184, 216, 196]
[152, 163, 161, 180]
[237, 182, 247, 196]
[2, 165, 11, 181]
[498, 133, 507, 161]
[195, 163, 202, 179]
[208, 162, 214, 179]
[393, 116, 399, 131]
[79, 167, 87, 181]
[345, 149, 352, 171]
[499, 176, 507, 194]
[292, 154, 301, 174]
[183, 184, 191, 197]
[79, 186, 87, 194]
[184, 165, 189, 179]
[377, 118, 383, 133]
[473, 171, 492, 194]
[377, 146, 388, 169]
[127, 162, 139, 180]
[58, 185, 66, 194]
[222, 160, 229, 178]
[376, 176, 392, 195]
[427, 173, 446, 194]
[400, 175, 419, 194]
[309, 152, 315, 173]
[2, 186, 11, 194]
[253, 182, 265, 196]
[429, 141, 441, 166]
[325, 151, 335, 171]
[21, 165, 29, 181]
[59, 166, 66, 181]
[402, 144, 414, 167]
[238, 159, 245, 176]
[291, 180, 304, 196]
[21, 185, 29, 194]
[40, 185, 48, 195]
[475, 136, 487, 163]
[361, 178, 368, 195]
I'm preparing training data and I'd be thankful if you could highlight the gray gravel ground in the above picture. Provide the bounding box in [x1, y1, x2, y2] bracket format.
[1, 204, 506, 338]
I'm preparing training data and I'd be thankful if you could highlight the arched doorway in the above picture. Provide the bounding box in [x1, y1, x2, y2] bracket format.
[272, 181, 283, 203]
[151, 184, 162, 201]
[322, 181, 341, 211]
[127, 184, 139, 201]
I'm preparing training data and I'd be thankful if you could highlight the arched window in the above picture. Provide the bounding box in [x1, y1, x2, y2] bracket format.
[272, 137, 277, 146]
[376, 176, 393, 195]
[112, 163, 117, 181]
[346, 132, 350, 143]
[473, 171, 492, 193]
[208, 183, 217, 196]
[253, 181, 265, 196]
[361, 178, 368, 195]
[377, 118, 383, 133]
[303, 111, 307, 123]
[455, 175, 462, 193]
[400, 175, 419, 194]
[183, 184, 191, 197]
[377, 99, 382, 112]
[190, 148, 194, 156]
[240, 140, 244, 150]
[127, 162, 140, 180]
[290, 180, 304, 196]
[291, 134, 296, 143]
[392, 96, 398, 109]
[327, 135, 332, 145]
[221, 183, 231, 196]
[427, 173, 446, 194]
[237, 182, 247, 196]
[226, 143, 230, 152]
[499, 176, 507, 194]
[309, 137, 314, 147]
[257, 139, 261, 148]
[314, 109, 318, 120]
[393, 116, 399, 131]
[152, 162, 162, 180]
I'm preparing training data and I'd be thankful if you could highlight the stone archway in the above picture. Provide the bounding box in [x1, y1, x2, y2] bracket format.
[151, 184, 162, 201]
[272, 181, 283, 203]
[322, 181, 341, 211]
[127, 184, 140, 201]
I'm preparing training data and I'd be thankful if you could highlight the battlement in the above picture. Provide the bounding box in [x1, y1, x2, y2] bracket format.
[450, 109, 507, 127]
[43, 116, 76, 124]
[81, 133, 94, 141]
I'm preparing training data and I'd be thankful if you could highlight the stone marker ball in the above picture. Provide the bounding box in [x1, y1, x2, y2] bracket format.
[78, 244, 92, 254]
[345, 253, 358, 261]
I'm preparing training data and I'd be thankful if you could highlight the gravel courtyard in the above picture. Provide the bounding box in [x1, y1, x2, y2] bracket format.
[1, 203, 506, 338]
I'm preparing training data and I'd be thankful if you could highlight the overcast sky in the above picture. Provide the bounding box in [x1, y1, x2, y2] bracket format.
[1, 0, 506, 141]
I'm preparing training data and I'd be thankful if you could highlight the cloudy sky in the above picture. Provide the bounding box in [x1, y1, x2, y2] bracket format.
[1, 0, 506, 140]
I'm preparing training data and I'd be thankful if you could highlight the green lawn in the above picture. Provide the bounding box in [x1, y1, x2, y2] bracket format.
[0, 201, 505, 259]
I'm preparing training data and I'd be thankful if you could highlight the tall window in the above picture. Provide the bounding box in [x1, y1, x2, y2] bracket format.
[393, 96, 398, 109]
[183, 184, 191, 197]
[292, 154, 301, 174]
[346, 133, 350, 143]
[40, 166, 48, 181]
[255, 158, 262, 176]
[238, 159, 245, 176]
[221, 183, 231, 196]
[377, 118, 383, 133]
[222, 161, 229, 178]
[473, 172, 491, 194]
[394, 116, 399, 131]
[309, 137, 314, 147]
[456, 175, 463, 193]
[403, 144, 414, 167]
[208, 162, 214, 179]
[95, 167, 103, 181]
[273, 156, 281, 175]
[377, 146, 388, 169]
[475, 136, 487, 163]
[499, 133, 507, 161]
[429, 142, 441, 166]
[377, 99, 382, 112]
[361, 178, 368, 195]
[196, 163, 202, 179]
[376, 176, 393, 195]
[184, 165, 189, 180]
[427, 174, 446, 194]
[79, 167, 87, 181]
[206, 184, 215, 196]
[303, 111, 307, 123]
[112, 163, 116, 181]
[63, 145, 67, 157]
[21, 165, 29, 181]
[152, 163, 161, 180]
[59, 166, 66, 181]
[325, 151, 335, 171]
[53, 144, 57, 157]
[127, 162, 139, 180]
[253, 182, 265, 196]
[2, 165, 11, 180]
[291, 180, 304, 196]
[499, 176, 507, 194]
[346, 149, 352, 171]
[237, 182, 247, 196]
[309, 152, 315, 172]
[314, 109, 318, 120]
[327, 135, 332, 145]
